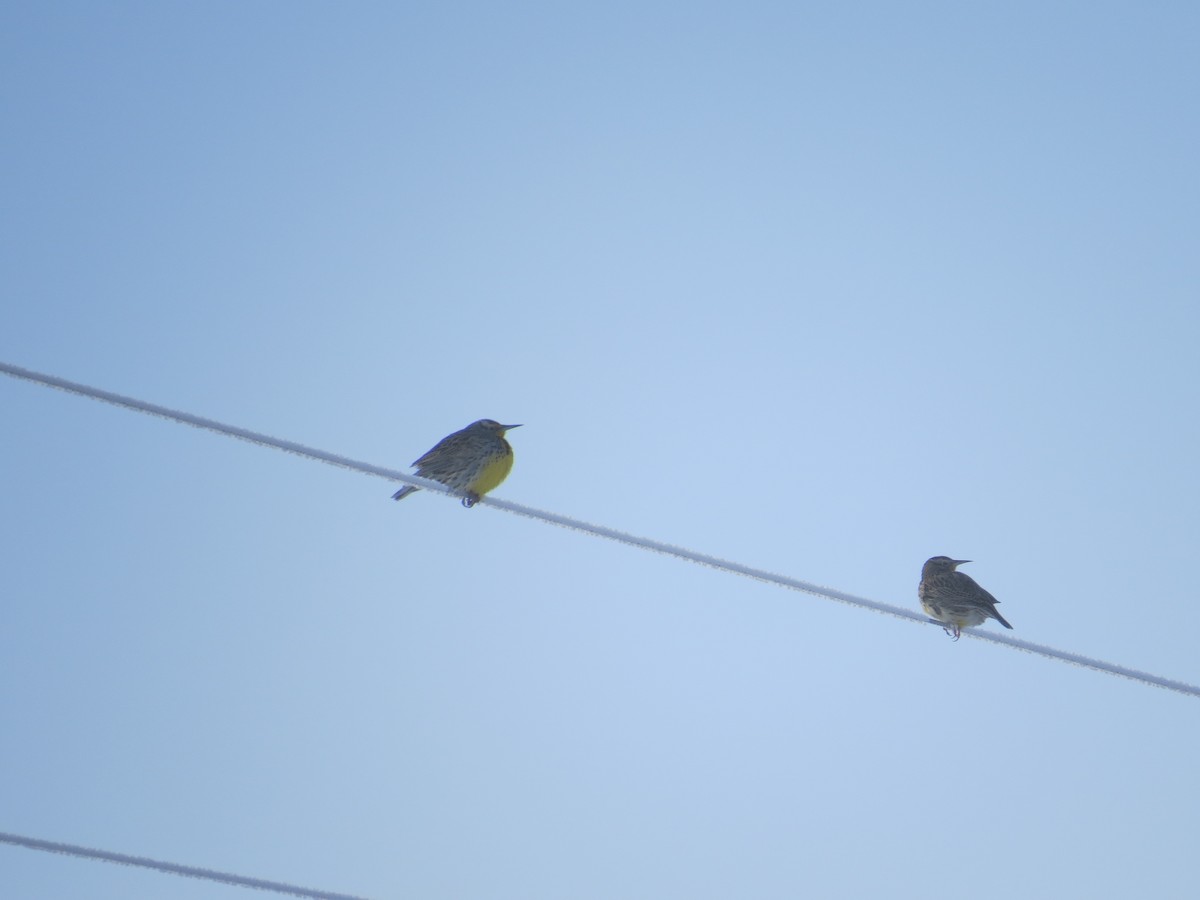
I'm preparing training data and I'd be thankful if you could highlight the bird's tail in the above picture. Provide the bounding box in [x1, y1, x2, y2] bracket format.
[992, 608, 1014, 629]
[391, 485, 419, 501]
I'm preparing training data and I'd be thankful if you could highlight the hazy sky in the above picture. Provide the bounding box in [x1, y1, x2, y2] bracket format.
[3, 3, 1199, 898]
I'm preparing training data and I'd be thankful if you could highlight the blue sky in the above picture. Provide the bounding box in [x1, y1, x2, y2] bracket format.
[3, 2, 1199, 898]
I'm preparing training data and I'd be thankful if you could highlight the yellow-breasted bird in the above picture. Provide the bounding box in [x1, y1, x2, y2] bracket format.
[918, 556, 1013, 640]
[391, 419, 522, 508]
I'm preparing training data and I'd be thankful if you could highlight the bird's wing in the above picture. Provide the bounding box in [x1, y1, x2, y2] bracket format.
[950, 572, 1001, 608]
[411, 428, 470, 468]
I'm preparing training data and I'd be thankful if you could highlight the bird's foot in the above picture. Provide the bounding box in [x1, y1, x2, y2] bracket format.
[461, 492, 480, 508]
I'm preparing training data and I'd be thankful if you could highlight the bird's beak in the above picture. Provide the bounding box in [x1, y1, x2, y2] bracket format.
[954, 559, 972, 566]
[502, 424, 523, 431]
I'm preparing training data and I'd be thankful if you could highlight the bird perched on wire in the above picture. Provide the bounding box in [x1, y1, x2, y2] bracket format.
[918, 556, 1013, 640]
[391, 419, 522, 508]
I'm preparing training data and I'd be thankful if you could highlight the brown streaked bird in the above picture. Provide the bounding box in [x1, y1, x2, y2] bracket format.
[391, 419, 522, 508]
[918, 556, 1013, 640]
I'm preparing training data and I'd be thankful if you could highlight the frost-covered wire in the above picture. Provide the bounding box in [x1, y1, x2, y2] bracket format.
[3, 360, 1198, 700]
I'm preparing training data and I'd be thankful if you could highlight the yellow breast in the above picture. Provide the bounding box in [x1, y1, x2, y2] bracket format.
[467, 451, 515, 497]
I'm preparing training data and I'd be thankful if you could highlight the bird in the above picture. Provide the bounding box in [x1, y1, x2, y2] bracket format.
[391, 419, 522, 508]
[918, 556, 1013, 640]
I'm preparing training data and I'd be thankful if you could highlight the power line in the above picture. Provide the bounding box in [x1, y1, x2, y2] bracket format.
[0, 830, 368, 900]
[484, 495, 1200, 696]
[3, 359, 1198, 700]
